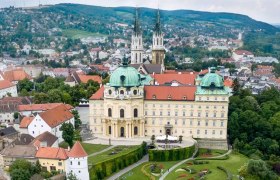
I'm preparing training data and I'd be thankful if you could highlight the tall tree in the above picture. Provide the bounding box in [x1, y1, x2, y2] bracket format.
[60, 123, 75, 147]
[232, 78, 240, 95]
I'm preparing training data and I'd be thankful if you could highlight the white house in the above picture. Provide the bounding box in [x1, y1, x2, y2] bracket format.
[232, 50, 254, 61]
[0, 80, 17, 99]
[66, 141, 89, 180]
[27, 104, 74, 142]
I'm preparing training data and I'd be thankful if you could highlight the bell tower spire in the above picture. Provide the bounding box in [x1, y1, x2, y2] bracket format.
[152, 8, 165, 65]
[131, 7, 144, 64]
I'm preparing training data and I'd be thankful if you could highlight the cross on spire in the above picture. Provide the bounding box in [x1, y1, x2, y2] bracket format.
[154, 9, 161, 35]
[134, 8, 141, 35]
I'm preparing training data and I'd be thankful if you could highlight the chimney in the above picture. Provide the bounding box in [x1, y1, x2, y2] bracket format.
[68, 146, 70, 152]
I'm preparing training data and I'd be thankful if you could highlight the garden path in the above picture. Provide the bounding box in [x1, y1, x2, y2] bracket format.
[107, 155, 149, 180]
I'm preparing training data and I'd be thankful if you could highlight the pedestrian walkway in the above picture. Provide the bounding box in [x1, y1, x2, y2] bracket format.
[88, 145, 116, 157]
[107, 155, 149, 180]
[159, 140, 199, 180]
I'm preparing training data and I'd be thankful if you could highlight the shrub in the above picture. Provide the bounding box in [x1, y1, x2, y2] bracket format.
[89, 142, 147, 179]
[148, 145, 195, 161]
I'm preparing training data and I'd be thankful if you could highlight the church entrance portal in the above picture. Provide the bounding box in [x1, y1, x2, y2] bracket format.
[120, 127, 125, 137]
[166, 129, 171, 135]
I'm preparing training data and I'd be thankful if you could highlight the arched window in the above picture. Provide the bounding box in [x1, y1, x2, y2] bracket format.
[108, 108, 112, 117]
[120, 109, 124, 118]
[109, 126, 111, 134]
[134, 108, 138, 118]
[120, 90, 124, 95]
[156, 53, 160, 64]
[157, 38, 159, 45]
[134, 126, 138, 135]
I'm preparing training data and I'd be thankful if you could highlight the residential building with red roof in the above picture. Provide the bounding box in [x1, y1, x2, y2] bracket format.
[232, 50, 254, 61]
[34, 141, 89, 179]
[27, 104, 74, 142]
[0, 79, 17, 99]
[18, 103, 73, 117]
[3, 68, 32, 84]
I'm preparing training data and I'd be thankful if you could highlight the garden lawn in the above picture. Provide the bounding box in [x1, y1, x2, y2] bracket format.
[166, 153, 250, 180]
[197, 148, 228, 158]
[88, 145, 139, 165]
[59, 142, 110, 155]
[120, 161, 180, 180]
[62, 29, 107, 39]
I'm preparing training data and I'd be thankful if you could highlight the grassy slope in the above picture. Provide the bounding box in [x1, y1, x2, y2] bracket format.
[59, 142, 110, 155]
[166, 153, 250, 180]
[121, 161, 180, 180]
[62, 29, 107, 39]
[88, 145, 139, 165]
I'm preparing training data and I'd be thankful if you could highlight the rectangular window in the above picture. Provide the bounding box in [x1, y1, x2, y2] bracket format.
[221, 121, 224, 127]
[190, 120, 193, 126]
[153, 111, 155, 116]
[190, 112, 193, 116]
[175, 112, 178, 116]
[206, 112, 208, 117]
[183, 120, 186, 125]
[58, 162, 62, 166]
[205, 121, 208, 126]
[175, 119, 177, 125]
[214, 113, 216, 117]
[198, 112, 201, 117]
[145, 111, 147, 116]
[198, 121, 200, 126]
[205, 130, 207, 135]
[221, 113, 224, 118]
[220, 130, 223, 135]
[197, 130, 200, 134]
[212, 130, 215, 135]
[152, 119, 155, 125]
[78, 162, 80, 165]
[213, 121, 216, 126]
[160, 111, 162, 116]
[183, 112, 185, 116]
[168, 112, 170, 116]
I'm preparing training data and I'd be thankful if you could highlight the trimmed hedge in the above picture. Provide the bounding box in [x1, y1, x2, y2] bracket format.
[89, 142, 147, 180]
[148, 145, 195, 161]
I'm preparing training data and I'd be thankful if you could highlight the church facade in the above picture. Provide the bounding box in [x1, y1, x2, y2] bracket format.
[89, 64, 230, 145]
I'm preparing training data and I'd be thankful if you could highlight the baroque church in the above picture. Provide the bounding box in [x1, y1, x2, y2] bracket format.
[89, 9, 230, 149]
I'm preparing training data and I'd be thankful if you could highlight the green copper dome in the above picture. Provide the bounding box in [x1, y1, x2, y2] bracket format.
[109, 66, 141, 87]
[200, 68, 224, 88]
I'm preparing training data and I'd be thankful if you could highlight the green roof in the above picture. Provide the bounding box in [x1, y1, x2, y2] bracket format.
[109, 66, 152, 87]
[196, 86, 230, 95]
[200, 68, 224, 88]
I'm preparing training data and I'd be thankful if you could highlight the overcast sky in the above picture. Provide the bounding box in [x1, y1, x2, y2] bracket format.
[1, 0, 280, 24]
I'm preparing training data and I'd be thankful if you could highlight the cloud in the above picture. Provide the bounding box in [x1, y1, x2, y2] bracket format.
[0, 0, 279, 23]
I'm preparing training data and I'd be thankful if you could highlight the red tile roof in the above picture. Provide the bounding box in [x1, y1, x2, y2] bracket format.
[19, 116, 34, 128]
[68, 141, 87, 158]
[39, 104, 74, 128]
[31, 131, 58, 147]
[36, 147, 68, 160]
[18, 103, 73, 112]
[234, 50, 253, 55]
[0, 80, 15, 90]
[153, 73, 196, 85]
[78, 74, 102, 84]
[224, 79, 233, 87]
[144, 86, 196, 101]
[4, 69, 32, 81]
[90, 86, 104, 100]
